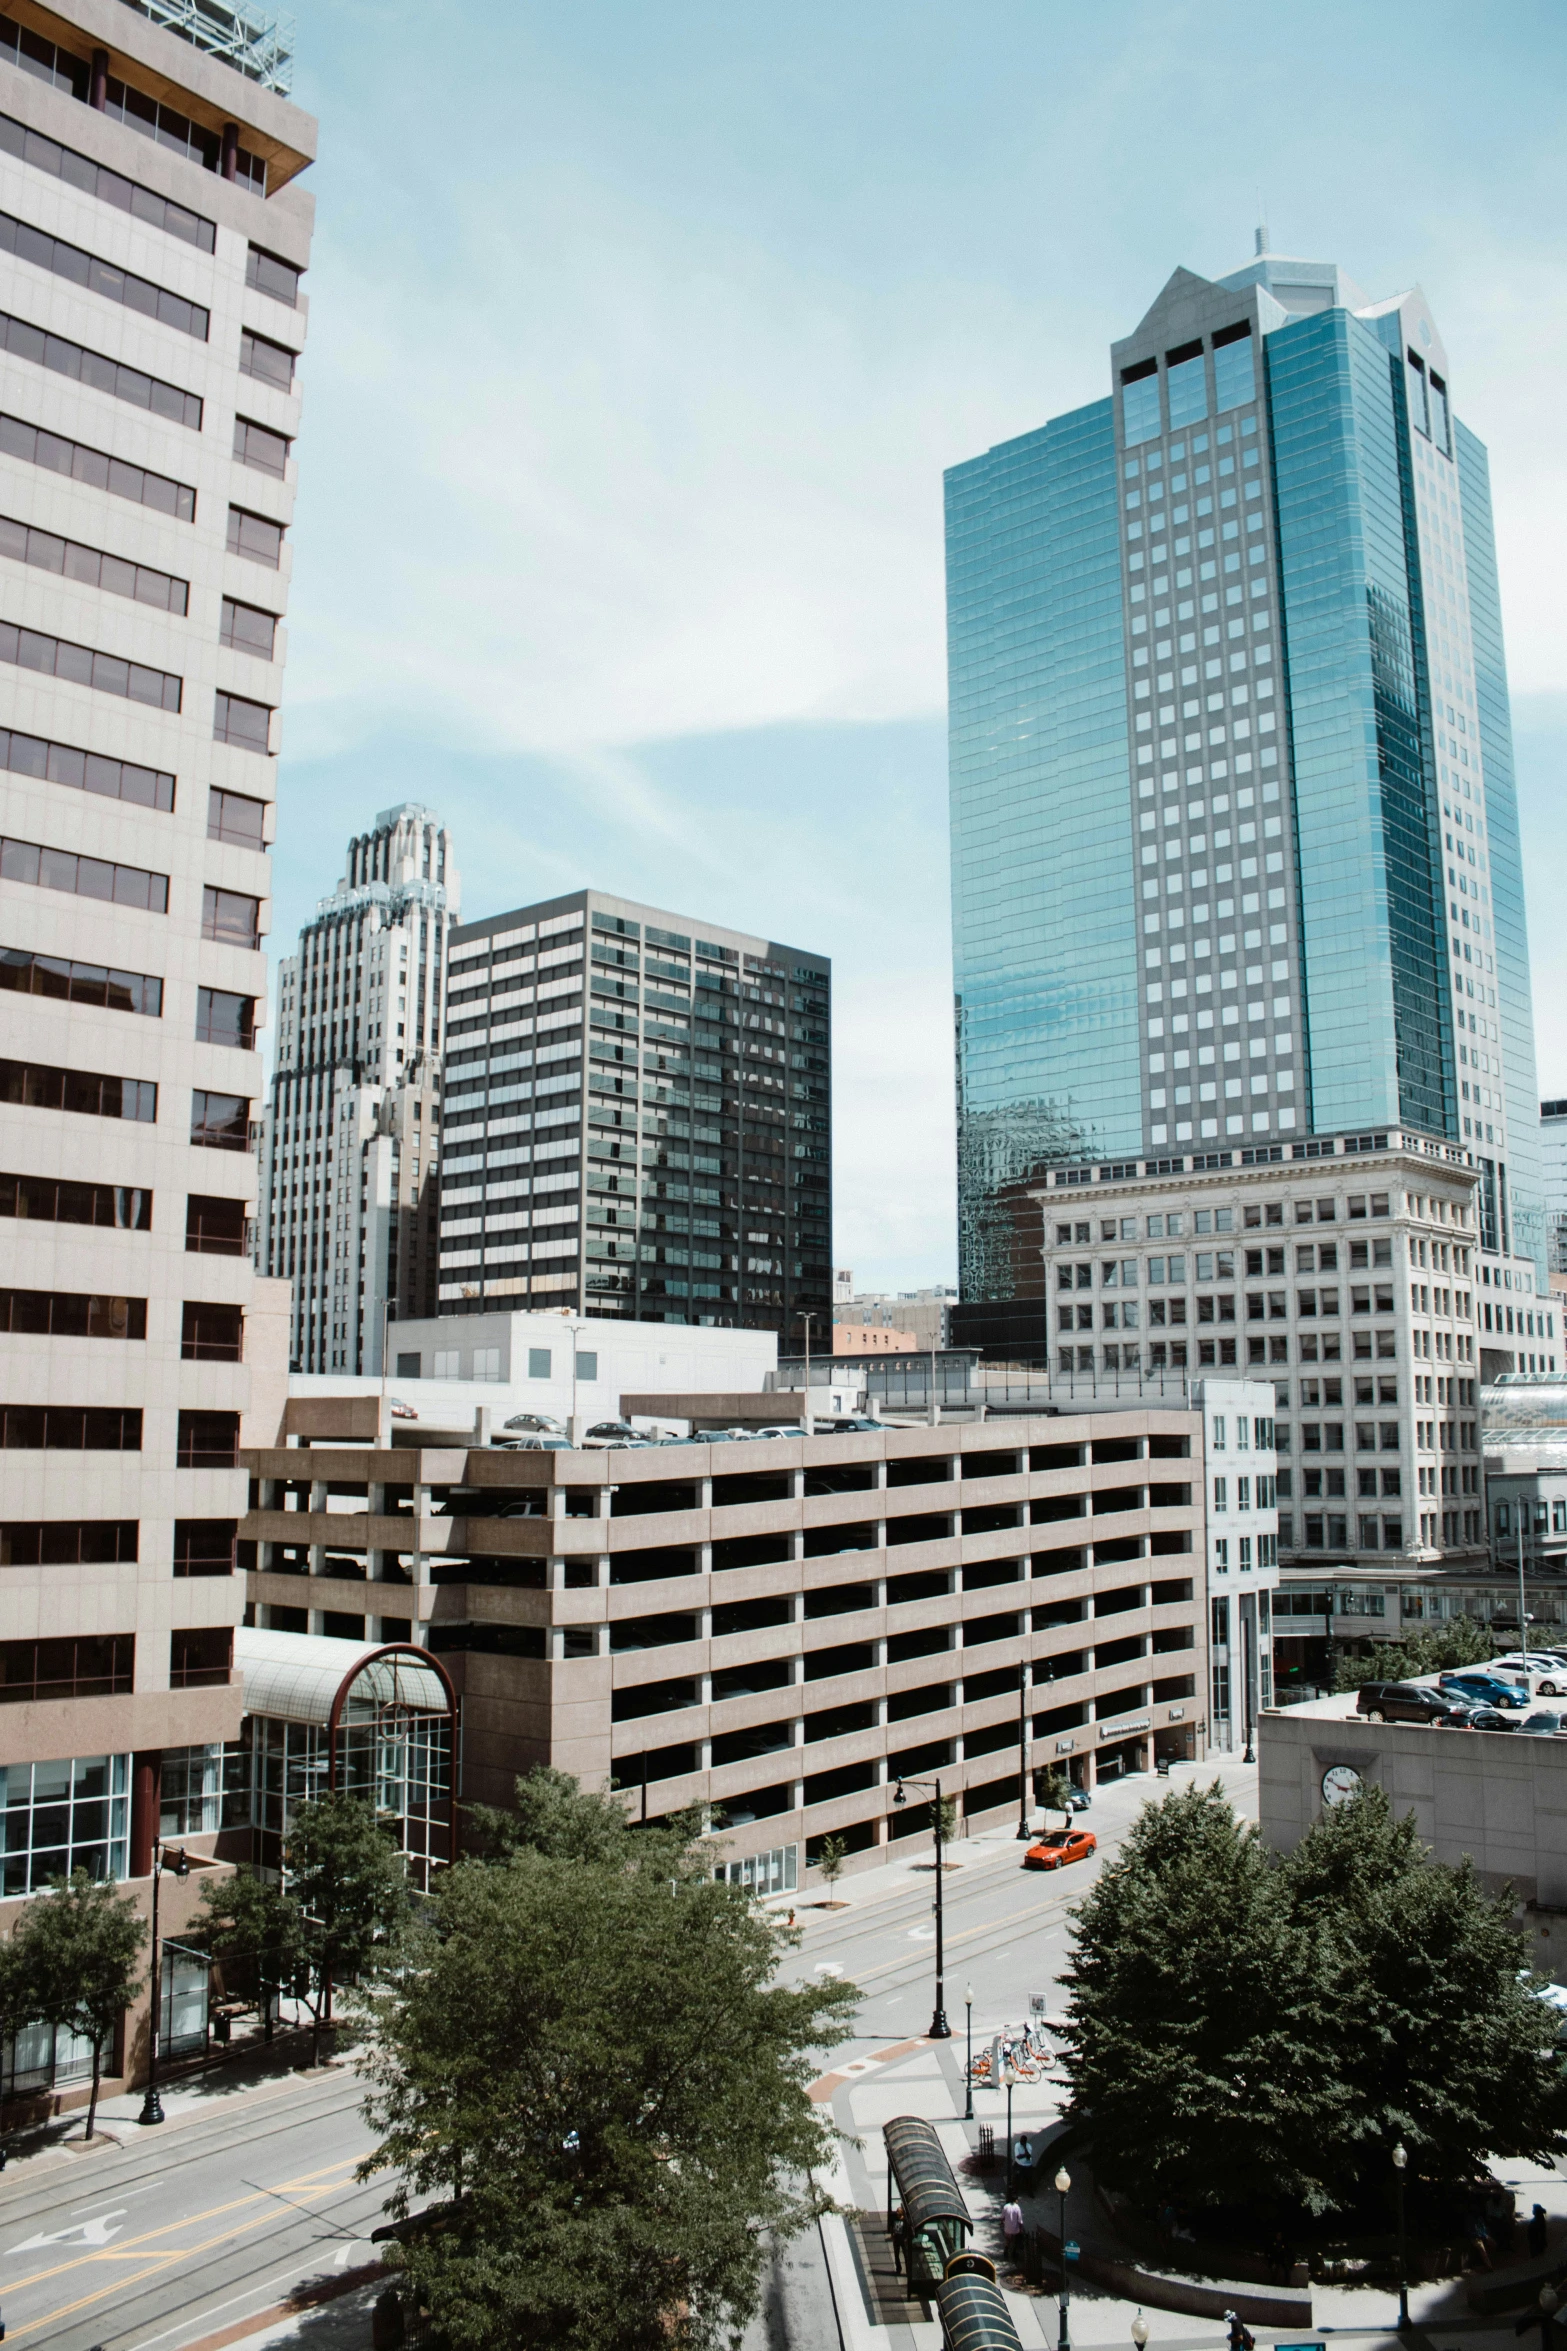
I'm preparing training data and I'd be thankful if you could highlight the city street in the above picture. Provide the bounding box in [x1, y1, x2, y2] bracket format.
[0, 2064, 387, 2351]
[774, 1754, 1262, 2062]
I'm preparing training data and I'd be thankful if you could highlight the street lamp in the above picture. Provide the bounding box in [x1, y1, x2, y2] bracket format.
[1538, 2280, 1559, 2351]
[138, 1843, 190, 2126]
[891, 1776, 951, 2038]
[1003, 2060, 1017, 2196]
[964, 1982, 974, 2121]
[1242, 1609, 1256, 1765]
[1131, 2314, 1150, 2351]
[1016, 1659, 1033, 1839]
[1391, 2142, 1410, 2334]
[1054, 2164, 1072, 2351]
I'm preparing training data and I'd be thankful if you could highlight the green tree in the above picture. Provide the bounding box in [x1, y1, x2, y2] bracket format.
[1282, 1783, 1567, 2193]
[285, 1793, 412, 2065]
[1057, 1781, 1348, 2213]
[8, 1871, 146, 2138]
[1036, 1767, 1072, 1827]
[815, 1833, 847, 1900]
[194, 1867, 306, 2044]
[1332, 1616, 1495, 1692]
[358, 1784, 857, 2351]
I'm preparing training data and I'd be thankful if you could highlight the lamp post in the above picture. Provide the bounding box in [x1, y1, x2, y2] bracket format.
[964, 1982, 974, 2121]
[1016, 1659, 1033, 1838]
[1538, 2280, 1559, 2351]
[1054, 2164, 1072, 2351]
[1131, 2314, 1150, 2351]
[1003, 2060, 1016, 2196]
[1242, 1608, 1256, 1765]
[138, 1843, 190, 2125]
[1392, 2142, 1410, 2334]
[892, 1775, 951, 2038]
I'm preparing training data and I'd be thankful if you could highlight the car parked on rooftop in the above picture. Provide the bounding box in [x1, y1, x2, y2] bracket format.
[1438, 1672, 1530, 1710]
[1357, 1682, 1476, 1726]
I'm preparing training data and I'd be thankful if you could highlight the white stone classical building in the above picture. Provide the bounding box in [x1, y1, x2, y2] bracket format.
[259, 803, 458, 1374]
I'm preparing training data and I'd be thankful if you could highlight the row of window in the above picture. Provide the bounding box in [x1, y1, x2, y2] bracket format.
[1062, 1238, 1397, 1288]
[0, 106, 214, 251]
[0, 1519, 237, 1570]
[0, 508, 187, 611]
[0, 1288, 243, 1355]
[0, 302, 201, 430]
[0, 838, 261, 937]
[0, 202, 208, 339]
[1055, 1193, 1392, 1244]
[0, 1406, 239, 1462]
[0, 1181, 248, 1254]
[0, 1055, 249, 1141]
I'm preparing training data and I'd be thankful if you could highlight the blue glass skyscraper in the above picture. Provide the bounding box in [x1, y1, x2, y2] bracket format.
[948, 244, 1542, 1321]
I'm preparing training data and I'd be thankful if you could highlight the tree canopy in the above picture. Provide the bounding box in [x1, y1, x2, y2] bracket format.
[284, 1791, 413, 2062]
[360, 1769, 857, 2351]
[1332, 1616, 1495, 1691]
[1058, 1779, 1567, 2217]
[7, 1870, 146, 2137]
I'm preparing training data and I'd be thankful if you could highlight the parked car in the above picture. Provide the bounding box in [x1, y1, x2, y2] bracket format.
[504, 1435, 573, 1452]
[504, 1411, 567, 1436]
[822, 1416, 884, 1434]
[1518, 1712, 1567, 1737]
[753, 1425, 806, 1440]
[1357, 1682, 1474, 1725]
[388, 1396, 418, 1421]
[1024, 1828, 1098, 1871]
[1465, 1706, 1522, 1733]
[1439, 1672, 1530, 1710]
[582, 1420, 642, 1447]
[1493, 1654, 1567, 1697]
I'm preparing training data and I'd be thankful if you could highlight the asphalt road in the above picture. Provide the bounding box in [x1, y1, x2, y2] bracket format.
[779, 1755, 1261, 2059]
[0, 2064, 388, 2351]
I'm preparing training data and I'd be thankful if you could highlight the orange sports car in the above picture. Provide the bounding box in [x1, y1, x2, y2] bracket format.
[1024, 1828, 1098, 1871]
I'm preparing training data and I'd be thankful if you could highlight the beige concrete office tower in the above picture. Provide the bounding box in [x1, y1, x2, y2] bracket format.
[0, 0, 313, 1891]
[260, 804, 459, 1374]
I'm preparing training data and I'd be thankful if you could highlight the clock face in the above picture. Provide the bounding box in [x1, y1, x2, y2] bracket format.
[1321, 1765, 1362, 1808]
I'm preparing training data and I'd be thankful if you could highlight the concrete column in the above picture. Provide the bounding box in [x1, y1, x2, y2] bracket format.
[89, 46, 108, 108]
[221, 121, 239, 180]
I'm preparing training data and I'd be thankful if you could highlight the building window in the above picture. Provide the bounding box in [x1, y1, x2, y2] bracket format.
[0, 1057, 156, 1122]
[0, 834, 168, 911]
[0, 1754, 129, 1894]
[0, 204, 209, 339]
[0, 106, 216, 250]
[226, 498, 284, 558]
[0, 1635, 132, 1704]
[219, 598, 277, 659]
[0, 305, 203, 430]
[0, 1286, 146, 1338]
[159, 1741, 248, 1838]
[176, 1411, 239, 1468]
[170, 1626, 232, 1684]
[529, 1347, 552, 1378]
[1, 947, 161, 1017]
[231, 418, 290, 477]
[201, 886, 261, 946]
[181, 1302, 243, 1362]
[213, 693, 272, 755]
[239, 329, 295, 391]
[245, 246, 301, 306]
[195, 991, 255, 1050]
[189, 1086, 250, 1149]
[0, 1520, 137, 1563]
[0, 723, 173, 810]
[0, 1405, 140, 1449]
[185, 1195, 247, 1256]
[173, 1521, 236, 1577]
[207, 787, 266, 848]
[0, 619, 181, 710]
[0, 409, 195, 520]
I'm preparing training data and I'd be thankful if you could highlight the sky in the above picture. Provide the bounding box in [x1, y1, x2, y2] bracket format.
[267, 0, 1567, 1292]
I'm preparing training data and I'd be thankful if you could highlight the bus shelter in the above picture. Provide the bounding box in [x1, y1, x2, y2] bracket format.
[884, 2114, 973, 2290]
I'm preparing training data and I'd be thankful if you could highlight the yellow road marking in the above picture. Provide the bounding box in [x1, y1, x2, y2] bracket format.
[1, 2158, 364, 2341]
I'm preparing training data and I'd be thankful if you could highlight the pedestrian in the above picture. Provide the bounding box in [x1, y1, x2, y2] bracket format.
[1529, 2204, 1549, 2259]
[786, 1907, 796, 1927]
[1002, 2195, 1024, 2272]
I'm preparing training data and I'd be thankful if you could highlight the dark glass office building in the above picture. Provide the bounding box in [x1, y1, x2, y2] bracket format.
[947, 244, 1542, 1320]
[438, 891, 831, 1337]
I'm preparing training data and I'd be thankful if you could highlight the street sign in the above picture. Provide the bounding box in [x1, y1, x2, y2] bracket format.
[1064, 2241, 1079, 2262]
[1029, 1994, 1047, 2014]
